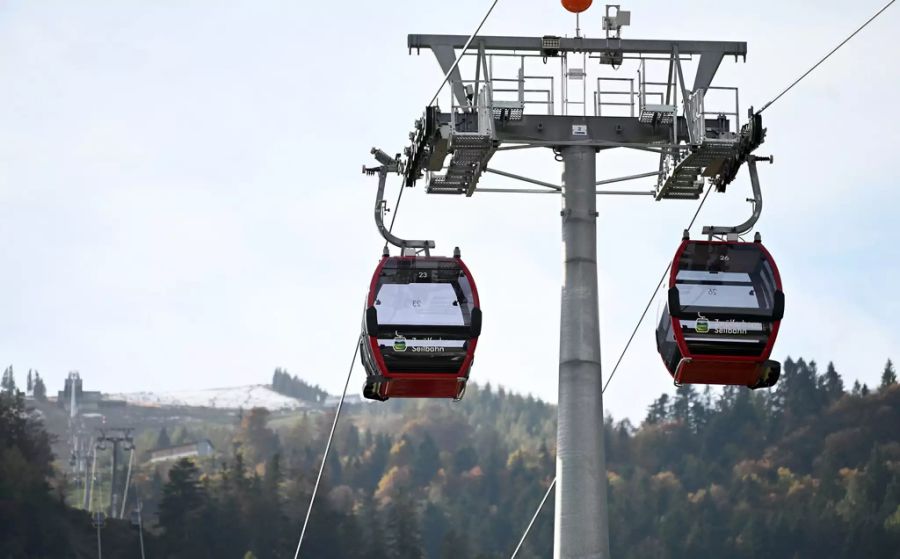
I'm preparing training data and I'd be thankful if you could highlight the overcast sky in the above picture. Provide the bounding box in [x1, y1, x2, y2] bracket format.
[0, 0, 897, 422]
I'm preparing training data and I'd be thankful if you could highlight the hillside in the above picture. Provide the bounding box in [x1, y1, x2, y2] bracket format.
[3, 358, 900, 558]
[109, 384, 312, 411]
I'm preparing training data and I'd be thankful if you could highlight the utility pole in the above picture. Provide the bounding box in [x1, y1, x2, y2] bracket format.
[374, 4, 763, 556]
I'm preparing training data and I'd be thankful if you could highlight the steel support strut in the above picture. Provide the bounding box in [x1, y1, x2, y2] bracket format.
[555, 146, 610, 559]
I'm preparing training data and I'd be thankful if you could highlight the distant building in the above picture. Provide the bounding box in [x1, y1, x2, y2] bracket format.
[149, 440, 215, 464]
[56, 371, 125, 415]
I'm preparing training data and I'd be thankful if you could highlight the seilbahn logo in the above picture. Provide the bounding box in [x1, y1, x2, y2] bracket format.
[391, 336, 447, 353]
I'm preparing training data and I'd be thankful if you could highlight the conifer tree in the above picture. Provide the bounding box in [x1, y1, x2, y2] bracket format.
[384, 493, 425, 559]
[159, 458, 207, 552]
[156, 426, 172, 449]
[32, 374, 47, 402]
[1, 366, 16, 394]
[819, 362, 845, 403]
[880, 359, 897, 390]
[645, 393, 670, 425]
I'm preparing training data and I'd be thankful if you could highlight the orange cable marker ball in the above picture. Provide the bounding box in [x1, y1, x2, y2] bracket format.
[561, 0, 592, 14]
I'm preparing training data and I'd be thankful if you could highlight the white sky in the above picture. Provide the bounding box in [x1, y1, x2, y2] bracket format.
[0, 0, 898, 422]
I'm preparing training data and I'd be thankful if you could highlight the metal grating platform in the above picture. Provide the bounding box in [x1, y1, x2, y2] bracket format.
[656, 139, 741, 200]
[426, 133, 495, 196]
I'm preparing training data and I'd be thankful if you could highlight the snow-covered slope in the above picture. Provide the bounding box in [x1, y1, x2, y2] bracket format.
[110, 385, 310, 411]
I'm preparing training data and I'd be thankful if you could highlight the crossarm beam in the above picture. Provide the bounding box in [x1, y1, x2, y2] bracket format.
[409, 34, 746, 58]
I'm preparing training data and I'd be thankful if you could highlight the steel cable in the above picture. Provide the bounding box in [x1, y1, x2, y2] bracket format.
[428, 0, 501, 107]
[757, 0, 896, 114]
[119, 448, 135, 519]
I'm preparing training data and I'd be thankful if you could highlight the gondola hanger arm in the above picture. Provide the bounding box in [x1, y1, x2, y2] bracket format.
[701, 155, 773, 239]
[364, 147, 436, 255]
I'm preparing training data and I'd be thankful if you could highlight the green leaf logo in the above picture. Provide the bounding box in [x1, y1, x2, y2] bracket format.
[695, 317, 710, 334]
[393, 336, 407, 352]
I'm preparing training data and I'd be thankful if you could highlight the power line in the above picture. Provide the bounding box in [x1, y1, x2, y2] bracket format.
[757, 0, 896, 114]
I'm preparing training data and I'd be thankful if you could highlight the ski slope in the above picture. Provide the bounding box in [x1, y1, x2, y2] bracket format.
[110, 384, 311, 411]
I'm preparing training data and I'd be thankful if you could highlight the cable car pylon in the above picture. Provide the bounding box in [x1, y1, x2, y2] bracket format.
[367, 2, 772, 556]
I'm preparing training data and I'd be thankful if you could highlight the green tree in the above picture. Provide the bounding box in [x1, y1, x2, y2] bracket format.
[452, 446, 478, 474]
[671, 384, 698, 428]
[440, 529, 470, 559]
[156, 426, 172, 449]
[645, 393, 670, 425]
[26, 370, 33, 393]
[384, 494, 425, 559]
[421, 502, 446, 559]
[1, 366, 16, 394]
[820, 361, 845, 403]
[171, 425, 192, 446]
[413, 435, 441, 486]
[234, 407, 280, 466]
[159, 458, 207, 554]
[776, 358, 823, 425]
[32, 373, 47, 402]
[270, 368, 328, 402]
[0, 390, 65, 557]
[881, 359, 897, 390]
[358, 493, 390, 559]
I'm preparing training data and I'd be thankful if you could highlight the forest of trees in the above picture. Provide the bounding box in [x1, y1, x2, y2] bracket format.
[2, 365, 46, 401]
[271, 367, 329, 403]
[3, 358, 900, 558]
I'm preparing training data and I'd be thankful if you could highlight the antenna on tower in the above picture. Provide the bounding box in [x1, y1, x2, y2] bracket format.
[602, 4, 631, 39]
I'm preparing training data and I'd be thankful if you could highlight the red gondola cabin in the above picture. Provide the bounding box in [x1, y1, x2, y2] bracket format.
[360, 255, 481, 401]
[656, 238, 784, 389]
